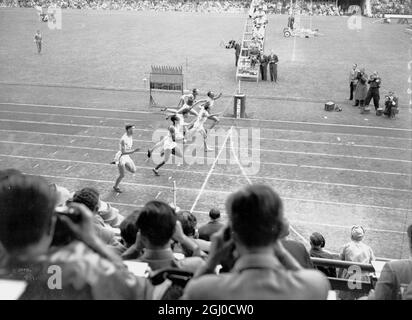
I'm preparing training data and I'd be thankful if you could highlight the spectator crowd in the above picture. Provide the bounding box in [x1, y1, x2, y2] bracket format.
[1, 0, 410, 16]
[1, 168, 411, 300]
[370, 0, 412, 17]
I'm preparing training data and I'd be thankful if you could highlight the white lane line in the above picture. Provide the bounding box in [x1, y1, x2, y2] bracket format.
[2, 139, 411, 164]
[1, 139, 410, 176]
[190, 127, 233, 213]
[229, 128, 309, 244]
[12, 172, 412, 212]
[2, 128, 411, 153]
[0, 110, 150, 124]
[2, 153, 410, 193]
[290, 220, 407, 235]
[102, 201, 408, 236]
[1, 115, 412, 145]
[1, 127, 411, 152]
[0, 119, 153, 133]
[1, 101, 411, 132]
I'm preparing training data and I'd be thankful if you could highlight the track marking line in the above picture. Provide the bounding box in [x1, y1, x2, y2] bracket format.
[2, 153, 411, 192]
[102, 201, 408, 236]
[190, 126, 233, 213]
[9, 172, 412, 212]
[1, 102, 411, 132]
[2, 128, 411, 153]
[228, 129, 309, 245]
[1, 138, 410, 176]
[2, 139, 411, 164]
[1, 116, 412, 144]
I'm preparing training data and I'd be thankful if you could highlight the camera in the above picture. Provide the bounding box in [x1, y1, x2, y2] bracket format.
[51, 205, 82, 247]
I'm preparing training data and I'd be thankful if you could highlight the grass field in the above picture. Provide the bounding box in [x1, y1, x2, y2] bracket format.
[0, 8, 411, 259]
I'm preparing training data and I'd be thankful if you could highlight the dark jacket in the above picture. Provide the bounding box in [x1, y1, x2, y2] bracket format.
[282, 239, 314, 269]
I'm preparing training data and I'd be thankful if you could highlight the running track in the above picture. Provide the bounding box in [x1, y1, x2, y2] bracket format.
[0, 102, 411, 259]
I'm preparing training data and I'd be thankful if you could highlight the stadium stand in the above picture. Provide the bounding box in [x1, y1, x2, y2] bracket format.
[0, 168, 410, 300]
[4, 0, 409, 16]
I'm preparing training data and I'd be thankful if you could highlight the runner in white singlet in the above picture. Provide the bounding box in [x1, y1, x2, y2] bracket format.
[112, 125, 140, 193]
[185, 102, 219, 152]
[152, 115, 184, 176]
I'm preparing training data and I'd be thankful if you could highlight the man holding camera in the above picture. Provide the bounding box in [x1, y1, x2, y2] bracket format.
[353, 68, 368, 108]
[365, 71, 381, 111]
[384, 91, 399, 118]
[182, 184, 330, 300]
[0, 174, 147, 299]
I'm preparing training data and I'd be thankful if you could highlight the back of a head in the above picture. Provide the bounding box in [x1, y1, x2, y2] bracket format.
[176, 211, 197, 237]
[119, 209, 141, 247]
[72, 187, 99, 212]
[0, 168, 22, 182]
[209, 208, 220, 220]
[0, 175, 56, 252]
[137, 201, 176, 247]
[226, 184, 283, 248]
[310, 232, 325, 248]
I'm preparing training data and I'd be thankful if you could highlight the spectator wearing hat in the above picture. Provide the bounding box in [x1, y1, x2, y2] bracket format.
[198, 208, 225, 241]
[309, 232, 338, 277]
[182, 184, 330, 300]
[369, 224, 412, 300]
[339, 225, 375, 299]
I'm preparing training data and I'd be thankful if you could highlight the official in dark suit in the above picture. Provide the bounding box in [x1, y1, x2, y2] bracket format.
[365, 71, 381, 110]
[234, 42, 241, 67]
[259, 54, 268, 81]
[268, 51, 279, 82]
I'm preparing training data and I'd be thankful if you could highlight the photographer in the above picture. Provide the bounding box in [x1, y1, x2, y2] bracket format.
[182, 184, 330, 300]
[365, 71, 381, 111]
[384, 91, 399, 118]
[353, 68, 368, 109]
[0, 175, 146, 299]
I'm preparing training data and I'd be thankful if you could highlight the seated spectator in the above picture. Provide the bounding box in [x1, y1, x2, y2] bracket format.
[198, 208, 225, 241]
[182, 184, 330, 300]
[0, 168, 22, 182]
[49, 183, 73, 207]
[71, 187, 124, 253]
[280, 218, 314, 269]
[119, 210, 141, 249]
[339, 225, 375, 300]
[0, 174, 146, 299]
[309, 232, 338, 277]
[176, 210, 210, 255]
[98, 199, 124, 228]
[127, 201, 205, 273]
[369, 224, 412, 300]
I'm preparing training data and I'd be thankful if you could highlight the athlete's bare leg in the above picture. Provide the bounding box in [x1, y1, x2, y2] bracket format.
[113, 164, 125, 192]
[208, 115, 220, 130]
[153, 147, 183, 175]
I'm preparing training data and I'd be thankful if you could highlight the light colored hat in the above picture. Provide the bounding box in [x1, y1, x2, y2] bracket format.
[351, 225, 365, 241]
